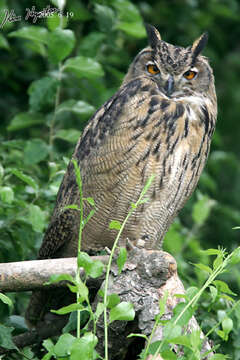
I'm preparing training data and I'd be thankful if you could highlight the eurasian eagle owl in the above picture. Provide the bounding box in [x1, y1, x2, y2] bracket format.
[26, 24, 217, 326]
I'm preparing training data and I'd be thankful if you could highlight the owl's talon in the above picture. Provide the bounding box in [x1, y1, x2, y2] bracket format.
[104, 247, 111, 255]
[136, 239, 146, 248]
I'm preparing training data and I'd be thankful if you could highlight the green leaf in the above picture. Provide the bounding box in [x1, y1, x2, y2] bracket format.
[88, 259, 104, 278]
[56, 99, 95, 117]
[213, 253, 223, 270]
[107, 294, 120, 309]
[67, 284, 79, 293]
[193, 263, 212, 274]
[190, 329, 201, 350]
[55, 129, 81, 143]
[192, 195, 215, 226]
[48, 28, 75, 64]
[8, 26, 48, 43]
[113, 0, 142, 23]
[201, 248, 223, 256]
[46, 273, 75, 285]
[109, 301, 135, 323]
[173, 302, 194, 326]
[42, 338, 55, 360]
[63, 56, 104, 79]
[131, 202, 136, 209]
[0, 164, 4, 180]
[109, 220, 121, 230]
[43, 338, 55, 352]
[230, 247, 240, 264]
[209, 285, 218, 302]
[0, 34, 9, 49]
[160, 349, 178, 359]
[12, 169, 38, 191]
[117, 247, 127, 274]
[54, 333, 76, 357]
[221, 294, 235, 303]
[0, 186, 14, 204]
[8, 315, 28, 331]
[64, 204, 80, 211]
[78, 251, 94, 271]
[52, 303, 84, 315]
[213, 280, 236, 295]
[47, 13, 68, 31]
[76, 278, 89, 300]
[7, 112, 44, 131]
[210, 355, 228, 360]
[83, 209, 96, 227]
[217, 329, 226, 340]
[116, 22, 146, 38]
[167, 334, 191, 348]
[147, 340, 162, 356]
[25, 40, 46, 56]
[78, 32, 106, 58]
[63, 311, 77, 333]
[28, 204, 46, 232]
[185, 287, 199, 301]
[222, 317, 233, 334]
[78, 252, 104, 278]
[94, 4, 115, 32]
[163, 323, 182, 340]
[217, 310, 227, 322]
[28, 76, 59, 112]
[24, 139, 49, 165]
[68, 2, 92, 21]
[0, 293, 13, 308]
[95, 302, 105, 321]
[51, 0, 66, 10]
[70, 332, 98, 360]
[127, 333, 148, 341]
[85, 197, 95, 207]
[0, 324, 16, 350]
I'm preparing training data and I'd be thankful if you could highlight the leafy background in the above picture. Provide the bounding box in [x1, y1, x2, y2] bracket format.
[0, 0, 240, 358]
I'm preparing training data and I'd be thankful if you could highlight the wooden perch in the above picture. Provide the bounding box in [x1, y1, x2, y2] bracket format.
[0, 249, 214, 359]
[0, 255, 108, 292]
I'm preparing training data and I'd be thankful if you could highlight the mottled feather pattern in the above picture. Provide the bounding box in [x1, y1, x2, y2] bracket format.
[26, 25, 217, 325]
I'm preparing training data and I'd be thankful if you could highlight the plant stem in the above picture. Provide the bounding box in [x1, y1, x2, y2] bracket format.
[72, 159, 84, 338]
[103, 174, 155, 360]
[205, 299, 240, 338]
[151, 248, 236, 360]
[173, 250, 232, 327]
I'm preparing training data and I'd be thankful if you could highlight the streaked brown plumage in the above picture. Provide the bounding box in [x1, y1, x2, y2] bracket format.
[26, 25, 217, 326]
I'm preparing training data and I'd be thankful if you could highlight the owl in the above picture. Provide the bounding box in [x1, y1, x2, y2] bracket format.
[26, 25, 217, 326]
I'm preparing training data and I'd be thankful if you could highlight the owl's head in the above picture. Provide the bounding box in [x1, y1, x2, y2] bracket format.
[123, 24, 215, 99]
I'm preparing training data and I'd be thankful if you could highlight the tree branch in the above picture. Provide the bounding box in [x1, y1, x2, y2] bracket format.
[0, 256, 108, 292]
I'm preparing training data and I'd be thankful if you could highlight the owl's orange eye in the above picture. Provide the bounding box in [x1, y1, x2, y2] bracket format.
[183, 70, 197, 80]
[147, 64, 160, 75]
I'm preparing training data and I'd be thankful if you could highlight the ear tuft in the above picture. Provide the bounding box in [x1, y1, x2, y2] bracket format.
[145, 24, 161, 49]
[191, 32, 208, 63]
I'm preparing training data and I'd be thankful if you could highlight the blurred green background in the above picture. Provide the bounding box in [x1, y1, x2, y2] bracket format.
[0, 0, 240, 357]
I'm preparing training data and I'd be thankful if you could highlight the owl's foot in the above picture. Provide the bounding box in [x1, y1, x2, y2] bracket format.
[126, 234, 149, 250]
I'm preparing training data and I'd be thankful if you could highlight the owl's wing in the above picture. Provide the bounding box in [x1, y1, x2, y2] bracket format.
[37, 80, 134, 259]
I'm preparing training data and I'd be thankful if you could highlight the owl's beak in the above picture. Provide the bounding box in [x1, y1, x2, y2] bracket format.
[164, 75, 174, 96]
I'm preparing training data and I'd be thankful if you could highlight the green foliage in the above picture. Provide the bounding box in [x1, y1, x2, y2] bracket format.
[1, 0, 240, 358]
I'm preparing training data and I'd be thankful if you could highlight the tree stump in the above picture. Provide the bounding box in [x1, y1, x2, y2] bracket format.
[0, 249, 214, 358]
